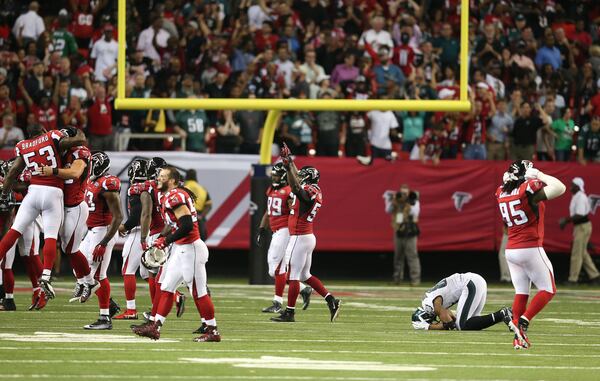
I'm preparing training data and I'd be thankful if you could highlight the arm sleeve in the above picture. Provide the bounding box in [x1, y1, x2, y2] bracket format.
[123, 195, 142, 231]
[165, 214, 193, 245]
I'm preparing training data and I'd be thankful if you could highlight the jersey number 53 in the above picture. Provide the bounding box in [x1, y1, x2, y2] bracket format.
[499, 199, 528, 227]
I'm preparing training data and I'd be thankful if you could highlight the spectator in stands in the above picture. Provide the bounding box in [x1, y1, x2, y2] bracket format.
[488, 98, 513, 161]
[137, 16, 170, 63]
[184, 169, 212, 241]
[552, 108, 575, 162]
[91, 25, 118, 82]
[331, 52, 359, 87]
[366, 103, 400, 161]
[52, 10, 78, 58]
[300, 49, 325, 89]
[359, 15, 394, 54]
[413, 123, 446, 165]
[475, 23, 504, 69]
[535, 100, 556, 161]
[535, 28, 562, 71]
[399, 111, 425, 153]
[577, 115, 600, 165]
[281, 110, 313, 156]
[433, 23, 459, 71]
[511, 102, 543, 160]
[174, 97, 210, 153]
[315, 92, 344, 157]
[463, 96, 493, 160]
[373, 47, 405, 96]
[215, 110, 241, 154]
[63, 95, 87, 131]
[344, 112, 368, 157]
[236, 98, 265, 155]
[0, 114, 24, 149]
[12, 1, 45, 47]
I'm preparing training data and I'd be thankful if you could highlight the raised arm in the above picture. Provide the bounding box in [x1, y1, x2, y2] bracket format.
[526, 168, 566, 204]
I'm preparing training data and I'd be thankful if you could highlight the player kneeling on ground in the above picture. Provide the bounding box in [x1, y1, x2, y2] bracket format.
[412, 272, 514, 332]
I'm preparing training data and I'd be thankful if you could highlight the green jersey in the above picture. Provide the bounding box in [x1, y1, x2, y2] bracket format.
[551, 118, 574, 151]
[52, 30, 78, 57]
[176, 110, 209, 152]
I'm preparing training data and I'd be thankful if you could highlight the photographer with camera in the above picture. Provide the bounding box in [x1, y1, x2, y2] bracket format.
[384, 184, 421, 286]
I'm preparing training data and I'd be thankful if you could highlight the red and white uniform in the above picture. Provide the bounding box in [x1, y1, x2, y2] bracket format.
[59, 146, 91, 254]
[11, 130, 67, 239]
[146, 180, 166, 236]
[80, 174, 121, 280]
[496, 180, 555, 294]
[121, 182, 153, 279]
[286, 184, 323, 281]
[159, 188, 209, 298]
[266, 185, 292, 277]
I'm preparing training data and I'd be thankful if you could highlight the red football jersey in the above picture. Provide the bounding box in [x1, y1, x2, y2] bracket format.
[289, 184, 323, 235]
[63, 146, 91, 206]
[128, 180, 165, 235]
[14, 130, 66, 188]
[85, 174, 121, 228]
[266, 185, 291, 232]
[496, 179, 546, 249]
[72, 12, 94, 39]
[161, 188, 200, 245]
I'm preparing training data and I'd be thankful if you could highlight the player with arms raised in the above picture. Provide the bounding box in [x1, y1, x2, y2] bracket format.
[0, 124, 86, 299]
[257, 162, 312, 313]
[80, 152, 123, 330]
[271, 143, 340, 323]
[496, 160, 565, 349]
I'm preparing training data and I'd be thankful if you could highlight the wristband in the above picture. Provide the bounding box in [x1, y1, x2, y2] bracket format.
[53, 168, 59, 176]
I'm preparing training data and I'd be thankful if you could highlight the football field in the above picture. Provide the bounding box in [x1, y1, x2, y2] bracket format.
[1, 278, 599, 381]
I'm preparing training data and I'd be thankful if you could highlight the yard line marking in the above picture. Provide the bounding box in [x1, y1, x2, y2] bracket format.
[0, 375, 531, 381]
[0, 332, 178, 343]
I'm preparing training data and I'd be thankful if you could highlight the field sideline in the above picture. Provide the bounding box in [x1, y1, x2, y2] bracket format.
[0, 278, 599, 381]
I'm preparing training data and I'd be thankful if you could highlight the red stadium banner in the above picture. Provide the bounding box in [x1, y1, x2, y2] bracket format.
[219, 158, 600, 254]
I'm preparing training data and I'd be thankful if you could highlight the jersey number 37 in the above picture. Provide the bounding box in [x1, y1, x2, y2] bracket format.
[499, 199, 528, 227]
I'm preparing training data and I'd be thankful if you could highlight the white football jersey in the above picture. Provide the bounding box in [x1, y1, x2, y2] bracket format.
[421, 273, 477, 313]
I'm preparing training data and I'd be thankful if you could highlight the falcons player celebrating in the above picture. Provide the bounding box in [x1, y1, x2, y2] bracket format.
[115, 159, 151, 320]
[0, 161, 44, 311]
[135, 166, 220, 342]
[496, 160, 566, 349]
[0, 124, 85, 299]
[271, 144, 341, 323]
[80, 152, 123, 330]
[39, 127, 97, 303]
[257, 162, 312, 313]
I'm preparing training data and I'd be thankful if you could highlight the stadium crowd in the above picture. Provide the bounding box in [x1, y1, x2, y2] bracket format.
[0, 0, 599, 163]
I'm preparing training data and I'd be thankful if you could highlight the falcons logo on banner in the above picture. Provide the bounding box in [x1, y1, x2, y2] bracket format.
[590, 195, 600, 215]
[452, 192, 472, 212]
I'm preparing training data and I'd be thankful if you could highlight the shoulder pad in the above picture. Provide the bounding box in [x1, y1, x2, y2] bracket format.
[525, 179, 544, 194]
[49, 130, 66, 141]
[72, 146, 91, 161]
[165, 189, 187, 209]
[128, 182, 149, 196]
[101, 175, 121, 192]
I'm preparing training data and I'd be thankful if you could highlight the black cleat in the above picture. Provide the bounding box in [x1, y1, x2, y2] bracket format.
[176, 291, 186, 318]
[270, 309, 295, 322]
[72, 283, 84, 299]
[80, 281, 100, 303]
[327, 298, 341, 322]
[84, 315, 112, 330]
[262, 301, 282, 313]
[0, 298, 16, 311]
[109, 298, 121, 318]
[193, 322, 208, 334]
[131, 320, 152, 331]
[39, 278, 55, 300]
[300, 286, 313, 310]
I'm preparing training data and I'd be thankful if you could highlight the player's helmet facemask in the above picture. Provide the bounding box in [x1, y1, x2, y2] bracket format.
[148, 157, 167, 180]
[128, 159, 149, 183]
[502, 160, 533, 193]
[89, 152, 110, 181]
[411, 307, 436, 324]
[59, 127, 79, 138]
[298, 166, 320, 185]
[271, 162, 287, 188]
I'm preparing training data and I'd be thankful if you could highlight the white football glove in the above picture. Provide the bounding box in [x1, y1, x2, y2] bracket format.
[412, 321, 430, 330]
[524, 167, 540, 180]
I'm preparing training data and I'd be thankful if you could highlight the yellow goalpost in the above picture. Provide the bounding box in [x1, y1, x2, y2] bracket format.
[115, 0, 470, 163]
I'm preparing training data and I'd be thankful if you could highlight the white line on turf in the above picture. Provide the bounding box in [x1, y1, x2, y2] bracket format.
[0, 332, 178, 343]
[0, 375, 536, 381]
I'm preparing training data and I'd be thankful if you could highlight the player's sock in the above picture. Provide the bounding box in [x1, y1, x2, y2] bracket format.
[123, 274, 136, 307]
[31, 255, 43, 280]
[274, 272, 286, 300]
[41, 238, 58, 278]
[462, 314, 500, 330]
[305, 276, 328, 297]
[287, 280, 300, 308]
[156, 290, 175, 320]
[523, 290, 554, 321]
[95, 278, 111, 310]
[2, 269, 14, 294]
[150, 283, 163, 317]
[195, 294, 216, 325]
[22, 256, 39, 288]
[70, 251, 91, 280]
[0, 230, 21, 261]
[512, 294, 529, 325]
[147, 275, 156, 302]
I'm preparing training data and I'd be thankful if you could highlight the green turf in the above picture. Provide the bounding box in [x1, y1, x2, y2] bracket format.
[1, 278, 599, 381]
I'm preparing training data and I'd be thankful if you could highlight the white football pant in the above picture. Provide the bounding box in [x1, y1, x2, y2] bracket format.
[3, 219, 40, 269]
[122, 227, 150, 279]
[286, 234, 316, 281]
[455, 273, 487, 330]
[11, 185, 64, 239]
[80, 226, 116, 280]
[59, 201, 89, 254]
[505, 247, 555, 294]
[160, 240, 209, 298]
[268, 227, 290, 277]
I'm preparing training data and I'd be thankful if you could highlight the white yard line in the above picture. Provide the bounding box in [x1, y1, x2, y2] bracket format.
[0, 375, 536, 381]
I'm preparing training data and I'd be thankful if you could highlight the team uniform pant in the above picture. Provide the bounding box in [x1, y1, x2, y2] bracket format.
[122, 227, 150, 279]
[80, 226, 116, 281]
[286, 234, 316, 281]
[455, 273, 487, 330]
[12, 185, 63, 239]
[160, 240, 209, 297]
[267, 228, 290, 277]
[3, 220, 40, 268]
[59, 202, 89, 254]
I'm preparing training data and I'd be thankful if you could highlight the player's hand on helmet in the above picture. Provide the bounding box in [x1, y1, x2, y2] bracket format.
[524, 167, 540, 180]
[256, 227, 268, 248]
[153, 236, 167, 250]
[92, 244, 107, 262]
[412, 321, 430, 330]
